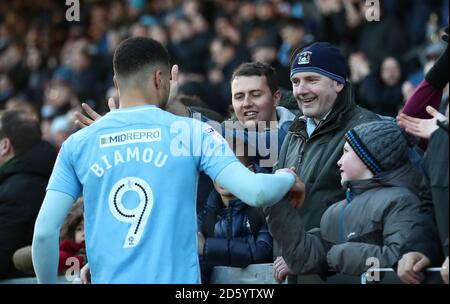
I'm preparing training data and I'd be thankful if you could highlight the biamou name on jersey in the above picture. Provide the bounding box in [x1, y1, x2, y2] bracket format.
[90, 146, 168, 178]
[99, 128, 161, 148]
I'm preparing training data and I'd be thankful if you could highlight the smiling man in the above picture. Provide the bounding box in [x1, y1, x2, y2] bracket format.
[229, 62, 295, 168]
[231, 63, 281, 129]
[265, 42, 380, 283]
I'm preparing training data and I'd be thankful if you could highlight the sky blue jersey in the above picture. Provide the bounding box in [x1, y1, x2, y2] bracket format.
[47, 105, 238, 283]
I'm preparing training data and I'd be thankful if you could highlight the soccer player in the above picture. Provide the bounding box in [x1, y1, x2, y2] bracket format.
[32, 37, 304, 284]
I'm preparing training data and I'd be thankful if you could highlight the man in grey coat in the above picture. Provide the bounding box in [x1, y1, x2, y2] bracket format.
[265, 42, 380, 282]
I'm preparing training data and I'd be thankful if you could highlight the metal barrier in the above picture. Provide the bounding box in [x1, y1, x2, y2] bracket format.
[1, 266, 443, 284]
[210, 263, 279, 284]
[211, 265, 445, 284]
[361, 267, 443, 284]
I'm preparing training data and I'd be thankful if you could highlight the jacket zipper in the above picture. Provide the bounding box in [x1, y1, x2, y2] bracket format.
[338, 185, 353, 242]
[292, 114, 339, 169]
[227, 208, 232, 240]
[296, 133, 308, 170]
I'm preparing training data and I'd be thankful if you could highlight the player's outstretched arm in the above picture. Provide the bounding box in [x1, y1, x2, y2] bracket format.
[32, 190, 76, 283]
[215, 162, 303, 208]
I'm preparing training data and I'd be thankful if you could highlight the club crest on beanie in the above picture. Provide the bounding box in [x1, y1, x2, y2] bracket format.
[290, 42, 347, 84]
[298, 51, 312, 65]
[344, 120, 409, 175]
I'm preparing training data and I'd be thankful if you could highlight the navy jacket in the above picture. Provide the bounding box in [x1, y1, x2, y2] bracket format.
[197, 189, 273, 282]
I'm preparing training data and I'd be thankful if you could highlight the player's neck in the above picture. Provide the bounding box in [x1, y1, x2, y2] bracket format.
[118, 92, 160, 109]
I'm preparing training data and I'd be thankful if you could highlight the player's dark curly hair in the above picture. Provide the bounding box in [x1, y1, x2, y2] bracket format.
[113, 37, 170, 78]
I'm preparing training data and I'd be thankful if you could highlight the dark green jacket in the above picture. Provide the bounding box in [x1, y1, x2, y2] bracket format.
[266, 83, 379, 248]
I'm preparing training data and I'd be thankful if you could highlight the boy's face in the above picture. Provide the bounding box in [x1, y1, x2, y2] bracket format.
[75, 221, 85, 245]
[337, 142, 373, 186]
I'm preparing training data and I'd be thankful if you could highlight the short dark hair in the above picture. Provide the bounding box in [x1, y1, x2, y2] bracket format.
[0, 109, 42, 156]
[231, 62, 279, 94]
[113, 37, 170, 78]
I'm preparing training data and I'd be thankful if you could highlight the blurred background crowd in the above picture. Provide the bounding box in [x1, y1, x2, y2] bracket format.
[0, 0, 448, 150]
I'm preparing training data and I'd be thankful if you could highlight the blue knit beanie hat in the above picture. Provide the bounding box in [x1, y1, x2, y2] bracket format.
[290, 42, 347, 84]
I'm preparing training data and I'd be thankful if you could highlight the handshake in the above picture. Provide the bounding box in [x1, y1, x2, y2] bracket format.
[275, 167, 306, 209]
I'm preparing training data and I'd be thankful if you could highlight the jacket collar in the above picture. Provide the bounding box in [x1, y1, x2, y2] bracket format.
[276, 106, 296, 130]
[342, 162, 422, 196]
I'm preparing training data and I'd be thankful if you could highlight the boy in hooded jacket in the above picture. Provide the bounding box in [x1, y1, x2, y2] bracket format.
[271, 120, 426, 282]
